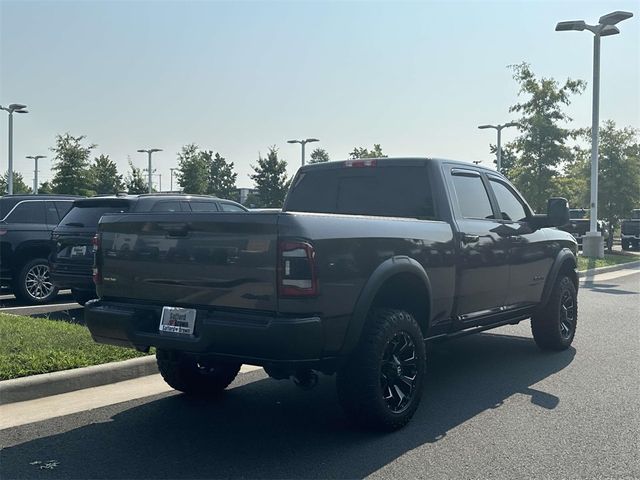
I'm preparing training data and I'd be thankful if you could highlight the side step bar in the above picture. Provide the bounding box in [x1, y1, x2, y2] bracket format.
[425, 314, 531, 343]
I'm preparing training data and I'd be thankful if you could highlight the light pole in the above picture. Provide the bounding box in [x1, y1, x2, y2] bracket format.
[556, 10, 633, 258]
[287, 138, 319, 166]
[137, 148, 162, 193]
[477, 122, 519, 173]
[170, 168, 177, 192]
[26, 155, 46, 194]
[0, 103, 29, 195]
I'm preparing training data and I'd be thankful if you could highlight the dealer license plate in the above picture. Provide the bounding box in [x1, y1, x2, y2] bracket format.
[159, 307, 196, 335]
[71, 245, 87, 256]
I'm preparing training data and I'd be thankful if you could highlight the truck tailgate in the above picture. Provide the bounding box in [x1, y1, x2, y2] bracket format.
[97, 212, 278, 311]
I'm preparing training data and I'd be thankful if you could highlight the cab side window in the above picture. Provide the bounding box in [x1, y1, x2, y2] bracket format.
[489, 179, 528, 222]
[451, 173, 494, 220]
[220, 203, 245, 212]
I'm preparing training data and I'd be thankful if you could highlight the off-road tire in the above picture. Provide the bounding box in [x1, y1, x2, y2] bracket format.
[71, 289, 95, 306]
[13, 258, 59, 305]
[336, 309, 426, 431]
[156, 349, 241, 396]
[531, 275, 577, 351]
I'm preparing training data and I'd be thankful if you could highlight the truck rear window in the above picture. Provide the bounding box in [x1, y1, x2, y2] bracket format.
[61, 204, 130, 228]
[285, 166, 436, 220]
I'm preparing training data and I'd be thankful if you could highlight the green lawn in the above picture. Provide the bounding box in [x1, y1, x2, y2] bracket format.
[577, 252, 639, 272]
[0, 313, 149, 381]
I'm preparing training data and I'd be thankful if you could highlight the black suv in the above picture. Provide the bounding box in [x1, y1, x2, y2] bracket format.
[0, 195, 78, 304]
[50, 194, 248, 305]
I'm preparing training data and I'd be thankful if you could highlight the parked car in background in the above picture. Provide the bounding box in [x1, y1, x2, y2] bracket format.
[50, 194, 248, 305]
[621, 209, 640, 251]
[0, 195, 78, 304]
[560, 208, 612, 250]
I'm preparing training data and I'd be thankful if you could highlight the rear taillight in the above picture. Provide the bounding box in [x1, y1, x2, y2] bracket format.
[92, 234, 102, 285]
[278, 241, 318, 297]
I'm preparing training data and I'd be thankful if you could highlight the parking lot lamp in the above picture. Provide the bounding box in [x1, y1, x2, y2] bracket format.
[556, 10, 633, 258]
[477, 122, 519, 173]
[26, 155, 47, 194]
[0, 103, 29, 195]
[287, 138, 319, 166]
[137, 148, 162, 193]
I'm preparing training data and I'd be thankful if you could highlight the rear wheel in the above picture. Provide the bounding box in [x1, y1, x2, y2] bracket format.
[336, 309, 426, 431]
[531, 275, 577, 351]
[13, 258, 59, 305]
[156, 349, 241, 396]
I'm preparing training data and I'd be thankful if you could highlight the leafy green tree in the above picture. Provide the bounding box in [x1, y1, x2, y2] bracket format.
[309, 148, 330, 164]
[505, 63, 586, 211]
[349, 144, 387, 159]
[1, 171, 32, 194]
[573, 121, 640, 226]
[125, 160, 148, 194]
[489, 145, 518, 179]
[90, 154, 124, 195]
[38, 181, 54, 194]
[205, 151, 237, 199]
[50, 133, 95, 195]
[249, 146, 289, 207]
[176, 144, 208, 194]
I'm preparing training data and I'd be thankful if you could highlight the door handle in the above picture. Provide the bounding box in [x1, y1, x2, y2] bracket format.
[509, 235, 526, 244]
[461, 234, 479, 244]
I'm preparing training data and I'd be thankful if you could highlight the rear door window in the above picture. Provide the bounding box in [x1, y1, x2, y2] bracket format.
[45, 201, 61, 225]
[451, 173, 495, 220]
[190, 201, 220, 212]
[150, 200, 181, 212]
[54, 201, 74, 219]
[220, 202, 246, 212]
[6, 201, 46, 224]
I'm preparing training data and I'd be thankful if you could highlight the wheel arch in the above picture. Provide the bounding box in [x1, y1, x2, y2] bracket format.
[340, 256, 433, 355]
[540, 248, 578, 308]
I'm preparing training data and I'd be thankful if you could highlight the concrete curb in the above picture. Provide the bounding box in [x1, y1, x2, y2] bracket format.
[0, 355, 158, 405]
[1, 260, 637, 405]
[578, 260, 640, 278]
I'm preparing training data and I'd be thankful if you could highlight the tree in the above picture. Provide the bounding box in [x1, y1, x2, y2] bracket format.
[309, 148, 330, 164]
[349, 144, 387, 159]
[125, 161, 148, 194]
[1, 171, 32, 194]
[90, 154, 124, 195]
[205, 151, 237, 199]
[50, 133, 95, 195]
[504, 63, 586, 211]
[489, 144, 518, 179]
[249, 146, 289, 207]
[38, 181, 54, 194]
[176, 144, 208, 194]
[573, 121, 640, 226]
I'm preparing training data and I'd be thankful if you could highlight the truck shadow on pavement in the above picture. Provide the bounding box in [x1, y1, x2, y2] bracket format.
[2, 331, 575, 479]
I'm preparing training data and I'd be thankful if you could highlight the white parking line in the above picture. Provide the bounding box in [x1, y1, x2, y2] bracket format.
[0, 302, 80, 313]
[580, 268, 639, 283]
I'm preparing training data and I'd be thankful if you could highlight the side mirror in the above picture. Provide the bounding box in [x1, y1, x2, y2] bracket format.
[529, 197, 570, 230]
[547, 197, 570, 227]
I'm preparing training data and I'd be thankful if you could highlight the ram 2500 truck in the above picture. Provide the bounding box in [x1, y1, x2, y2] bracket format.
[86, 158, 577, 430]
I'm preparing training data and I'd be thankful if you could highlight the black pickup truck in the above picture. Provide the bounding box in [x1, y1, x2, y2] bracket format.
[86, 158, 577, 430]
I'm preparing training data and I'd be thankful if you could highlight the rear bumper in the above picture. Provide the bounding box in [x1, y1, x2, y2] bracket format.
[49, 262, 93, 290]
[85, 300, 335, 369]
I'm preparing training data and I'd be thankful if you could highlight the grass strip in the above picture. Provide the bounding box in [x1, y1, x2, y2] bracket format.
[577, 252, 639, 272]
[0, 313, 148, 381]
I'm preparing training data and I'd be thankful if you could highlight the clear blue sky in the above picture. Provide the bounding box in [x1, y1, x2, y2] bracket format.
[1, 0, 638, 190]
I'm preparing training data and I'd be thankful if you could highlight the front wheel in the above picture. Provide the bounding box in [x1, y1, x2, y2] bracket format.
[156, 349, 241, 396]
[13, 258, 59, 305]
[336, 309, 426, 431]
[531, 275, 577, 351]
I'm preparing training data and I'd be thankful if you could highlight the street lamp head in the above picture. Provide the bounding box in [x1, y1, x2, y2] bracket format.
[137, 149, 147, 153]
[599, 11, 633, 26]
[287, 139, 301, 144]
[555, 20, 587, 31]
[149, 148, 162, 153]
[9, 103, 27, 111]
[504, 122, 520, 128]
[305, 138, 319, 143]
[16, 109, 28, 114]
[600, 25, 620, 37]
[478, 124, 496, 130]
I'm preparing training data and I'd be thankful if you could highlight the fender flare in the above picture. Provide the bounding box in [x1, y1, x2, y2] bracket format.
[340, 256, 433, 355]
[540, 248, 578, 307]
